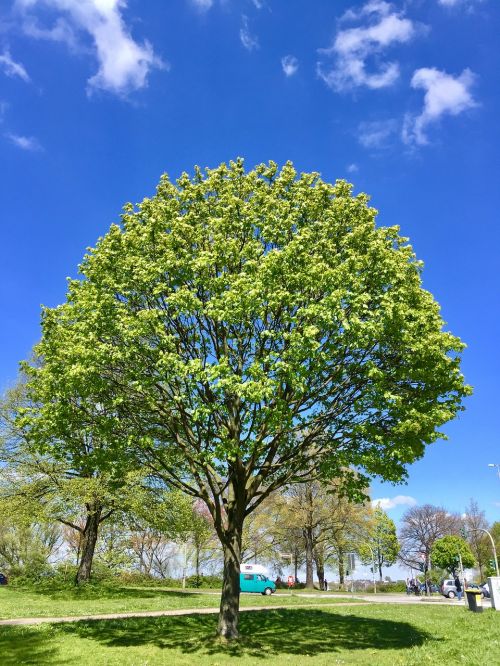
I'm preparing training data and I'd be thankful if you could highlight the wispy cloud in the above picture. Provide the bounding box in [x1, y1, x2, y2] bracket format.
[346, 163, 359, 173]
[240, 15, 259, 51]
[358, 118, 398, 148]
[16, 0, 166, 96]
[0, 49, 30, 82]
[372, 495, 417, 510]
[189, 0, 214, 11]
[0, 101, 8, 121]
[317, 1, 419, 92]
[281, 55, 298, 77]
[438, 0, 485, 7]
[403, 67, 477, 145]
[6, 132, 43, 151]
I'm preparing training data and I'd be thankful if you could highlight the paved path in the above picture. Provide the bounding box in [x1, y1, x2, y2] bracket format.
[0, 602, 373, 627]
[288, 592, 493, 608]
[1, 593, 488, 627]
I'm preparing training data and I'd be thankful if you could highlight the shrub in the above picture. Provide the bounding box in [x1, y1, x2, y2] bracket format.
[186, 574, 223, 588]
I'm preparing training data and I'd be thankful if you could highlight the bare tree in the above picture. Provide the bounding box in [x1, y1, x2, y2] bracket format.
[399, 504, 460, 578]
[464, 499, 490, 579]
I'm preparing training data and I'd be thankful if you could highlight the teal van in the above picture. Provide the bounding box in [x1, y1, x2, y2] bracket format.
[240, 572, 276, 595]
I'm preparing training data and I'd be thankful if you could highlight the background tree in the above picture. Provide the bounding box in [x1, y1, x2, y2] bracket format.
[463, 499, 490, 580]
[327, 486, 370, 586]
[23, 160, 469, 638]
[0, 380, 130, 585]
[0, 513, 63, 579]
[399, 504, 461, 580]
[431, 535, 475, 575]
[359, 506, 399, 582]
[483, 521, 500, 577]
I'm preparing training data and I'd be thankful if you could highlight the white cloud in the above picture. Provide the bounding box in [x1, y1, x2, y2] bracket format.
[438, 0, 484, 7]
[6, 132, 43, 150]
[240, 15, 259, 51]
[403, 67, 477, 145]
[317, 1, 418, 92]
[252, 0, 265, 8]
[21, 15, 80, 51]
[281, 55, 298, 77]
[372, 495, 417, 510]
[0, 49, 30, 82]
[358, 118, 398, 148]
[16, 0, 166, 96]
[190, 0, 213, 10]
[346, 163, 359, 173]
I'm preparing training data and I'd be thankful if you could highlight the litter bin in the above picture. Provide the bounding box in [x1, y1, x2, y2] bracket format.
[465, 589, 483, 613]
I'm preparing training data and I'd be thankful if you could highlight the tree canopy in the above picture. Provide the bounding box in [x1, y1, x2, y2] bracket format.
[431, 535, 475, 574]
[21, 159, 470, 638]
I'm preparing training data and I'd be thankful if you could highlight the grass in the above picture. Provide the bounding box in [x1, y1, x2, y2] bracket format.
[0, 584, 358, 620]
[1, 604, 498, 665]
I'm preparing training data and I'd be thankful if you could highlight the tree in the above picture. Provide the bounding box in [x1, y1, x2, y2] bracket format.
[431, 536, 475, 575]
[326, 484, 370, 586]
[0, 514, 63, 578]
[399, 504, 461, 578]
[359, 507, 399, 582]
[23, 160, 469, 638]
[463, 499, 490, 579]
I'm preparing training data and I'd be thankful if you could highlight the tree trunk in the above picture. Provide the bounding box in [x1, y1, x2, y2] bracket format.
[304, 527, 314, 589]
[195, 543, 201, 578]
[316, 562, 325, 590]
[314, 549, 325, 590]
[217, 511, 244, 640]
[338, 547, 345, 584]
[75, 505, 102, 585]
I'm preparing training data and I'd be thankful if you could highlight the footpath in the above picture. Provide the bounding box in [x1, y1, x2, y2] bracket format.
[0, 593, 479, 627]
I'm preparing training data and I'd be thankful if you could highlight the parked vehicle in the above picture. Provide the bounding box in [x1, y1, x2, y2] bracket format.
[419, 582, 439, 593]
[0, 573, 7, 585]
[240, 564, 276, 595]
[440, 579, 458, 598]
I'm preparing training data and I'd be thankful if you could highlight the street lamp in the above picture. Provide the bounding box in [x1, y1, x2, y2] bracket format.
[488, 463, 500, 481]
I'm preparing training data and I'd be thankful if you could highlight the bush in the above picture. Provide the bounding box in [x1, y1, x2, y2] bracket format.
[274, 580, 307, 590]
[185, 574, 223, 588]
[7, 562, 55, 587]
[373, 581, 407, 593]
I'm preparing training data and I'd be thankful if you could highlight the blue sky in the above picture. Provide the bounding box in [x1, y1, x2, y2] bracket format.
[1, 0, 499, 526]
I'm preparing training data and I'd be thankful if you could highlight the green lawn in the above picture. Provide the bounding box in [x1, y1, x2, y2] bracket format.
[0, 585, 356, 620]
[1, 604, 498, 665]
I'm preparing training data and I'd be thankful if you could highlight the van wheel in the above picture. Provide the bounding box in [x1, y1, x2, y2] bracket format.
[448, 591, 455, 599]
[264, 587, 272, 596]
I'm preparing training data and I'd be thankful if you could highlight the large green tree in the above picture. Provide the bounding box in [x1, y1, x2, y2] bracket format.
[22, 160, 469, 638]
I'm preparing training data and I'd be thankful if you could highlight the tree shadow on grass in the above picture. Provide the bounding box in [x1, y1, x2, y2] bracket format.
[59, 608, 432, 660]
[0, 626, 63, 666]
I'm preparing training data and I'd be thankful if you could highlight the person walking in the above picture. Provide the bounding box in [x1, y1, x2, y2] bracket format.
[454, 575, 463, 601]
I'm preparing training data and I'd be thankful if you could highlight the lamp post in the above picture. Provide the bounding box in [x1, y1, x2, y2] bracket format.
[488, 463, 500, 481]
[467, 527, 500, 578]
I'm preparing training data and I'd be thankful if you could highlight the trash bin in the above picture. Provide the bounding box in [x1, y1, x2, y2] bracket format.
[465, 589, 483, 613]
